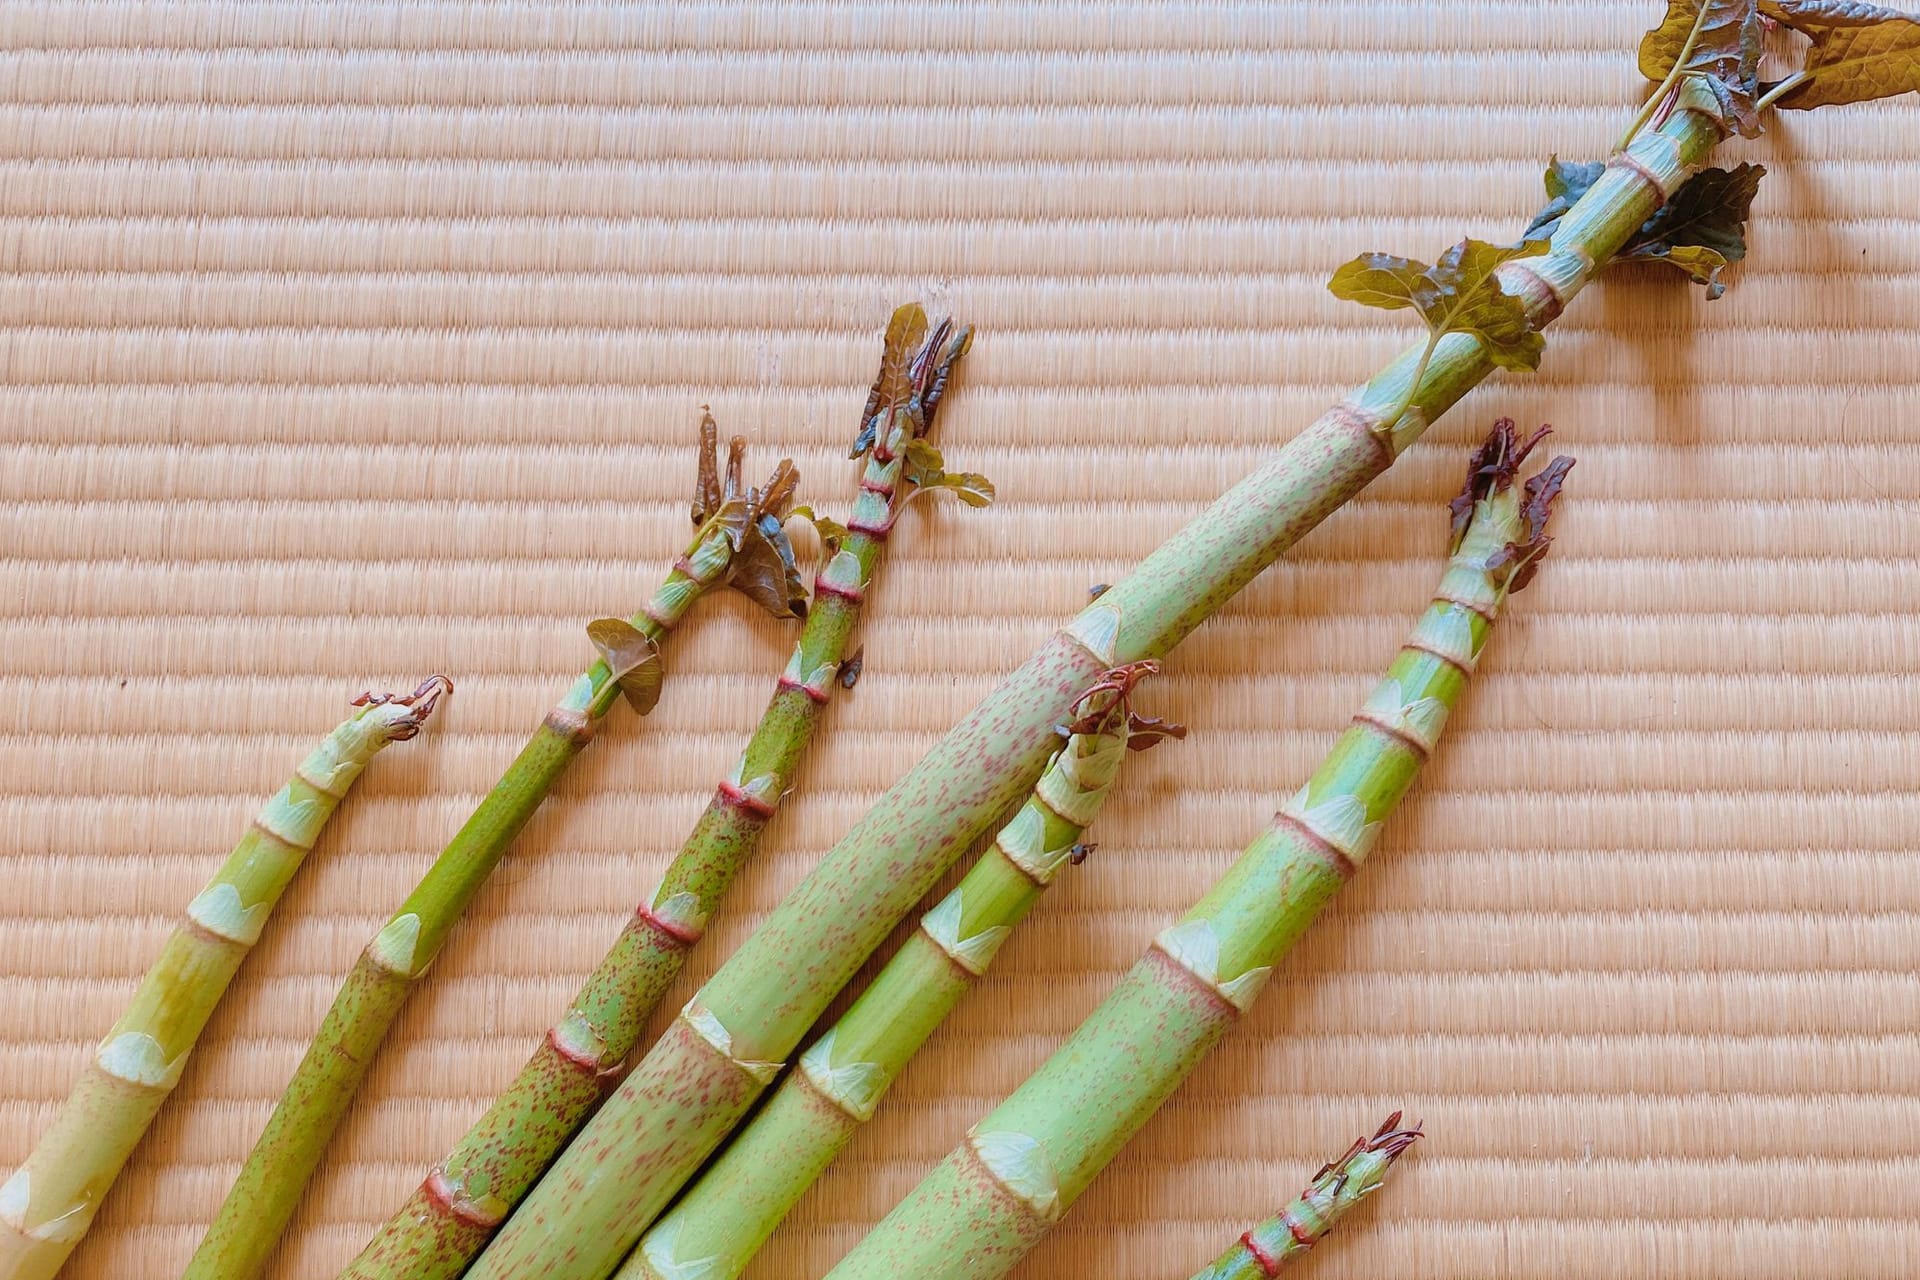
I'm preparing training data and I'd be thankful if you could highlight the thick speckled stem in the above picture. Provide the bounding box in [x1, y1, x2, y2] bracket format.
[338, 305, 972, 1280]
[621, 670, 1154, 1280]
[467, 102, 1720, 1280]
[1191, 1114, 1421, 1280]
[821, 433, 1562, 1279]
[0, 683, 448, 1280]
[181, 500, 746, 1280]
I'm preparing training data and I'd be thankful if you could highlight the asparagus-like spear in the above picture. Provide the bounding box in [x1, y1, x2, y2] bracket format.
[180, 421, 809, 1280]
[823, 421, 1568, 1278]
[0, 680, 450, 1280]
[621, 664, 1179, 1280]
[338, 304, 980, 1280]
[1191, 1114, 1421, 1280]
[469, 11, 1917, 1275]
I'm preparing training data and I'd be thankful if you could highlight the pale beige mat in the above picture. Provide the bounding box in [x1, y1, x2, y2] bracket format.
[3, 2, 1917, 1277]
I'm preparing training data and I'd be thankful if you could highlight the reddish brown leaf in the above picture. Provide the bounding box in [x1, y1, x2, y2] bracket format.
[586, 617, 664, 715]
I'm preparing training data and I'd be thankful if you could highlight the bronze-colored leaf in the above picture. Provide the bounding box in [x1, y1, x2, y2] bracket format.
[752, 457, 801, 524]
[1325, 253, 1433, 312]
[586, 617, 664, 715]
[1125, 713, 1188, 751]
[1524, 161, 1764, 299]
[1330, 240, 1548, 371]
[1638, 1, 1764, 134]
[723, 435, 746, 504]
[1521, 157, 1607, 241]
[1618, 163, 1766, 299]
[1449, 418, 1553, 551]
[727, 515, 809, 620]
[1504, 454, 1577, 594]
[919, 325, 973, 428]
[708, 494, 750, 550]
[910, 317, 954, 396]
[839, 646, 864, 689]
[1520, 455, 1576, 543]
[1764, 0, 1920, 108]
[854, 303, 929, 458]
[1415, 239, 1551, 372]
[692, 410, 722, 527]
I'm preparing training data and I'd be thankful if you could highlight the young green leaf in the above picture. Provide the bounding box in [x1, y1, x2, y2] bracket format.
[1641, 0, 1764, 80]
[902, 437, 995, 507]
[1322, 253, 1430, 311]
[1326, 238, 1551, 372]
[789, 504, 850, 552]
[587, 618, 665, 715]
[918, 472, 996, 508]
[1762, 1, 1920, 108]
[1639, 0, 1765, 134]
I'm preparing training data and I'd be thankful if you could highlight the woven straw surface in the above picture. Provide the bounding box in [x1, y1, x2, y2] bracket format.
[3, 2, 1918, 1277]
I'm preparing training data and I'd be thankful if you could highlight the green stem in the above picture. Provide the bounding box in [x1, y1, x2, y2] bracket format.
[180, 438, 762, 1280]
[335, 304, 973, 1280]
[1617, 0, 1714, 151]
[620, 667, 1160, 1280]
[0, 682, 449, 1280]
[1190, 1114, 1421, 1280]
[1755, 71, 1810, 112]
[1381, 332, 1438, 435]
[464, 101, 1723, 1280]
[821, 426, 1566, 1279]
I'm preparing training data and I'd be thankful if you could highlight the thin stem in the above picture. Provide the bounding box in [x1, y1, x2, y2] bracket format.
[1387, 333, 1439, 430]
[1617, 0, 1713, 151]
[1755, 71, 1809, 112]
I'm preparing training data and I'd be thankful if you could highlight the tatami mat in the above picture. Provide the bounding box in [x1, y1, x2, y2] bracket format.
[3, 2, 1918, 1277]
